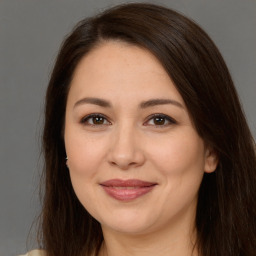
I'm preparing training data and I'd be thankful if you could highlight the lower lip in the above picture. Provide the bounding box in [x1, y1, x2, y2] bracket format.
[101, 186, 155, 201]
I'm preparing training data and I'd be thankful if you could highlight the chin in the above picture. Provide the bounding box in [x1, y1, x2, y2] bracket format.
[103, 221, 154, 235]
[98, 210, 158, 235]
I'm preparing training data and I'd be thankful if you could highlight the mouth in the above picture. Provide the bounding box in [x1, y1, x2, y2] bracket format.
[100, 179, 157, 201]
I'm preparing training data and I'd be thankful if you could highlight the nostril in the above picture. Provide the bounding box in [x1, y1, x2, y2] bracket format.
[110, 161, 116, 166]
[109, 160, 138, 170]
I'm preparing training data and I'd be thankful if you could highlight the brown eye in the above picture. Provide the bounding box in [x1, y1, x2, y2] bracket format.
[92, 116, 105, 125]
[145, 114, 176, 127]
[153, 117, 166, 125]
[81, 114, 111, 126]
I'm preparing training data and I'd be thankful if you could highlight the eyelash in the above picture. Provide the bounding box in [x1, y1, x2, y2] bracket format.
[80, 113, 111, 126]
[80, 113, 177, 127]
[144, 114, 177, 127]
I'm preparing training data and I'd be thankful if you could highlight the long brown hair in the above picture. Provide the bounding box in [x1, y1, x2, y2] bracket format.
[40, 3, 256, 256]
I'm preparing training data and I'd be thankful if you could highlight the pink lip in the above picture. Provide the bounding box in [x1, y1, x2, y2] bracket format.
[100, 179, 157, 201]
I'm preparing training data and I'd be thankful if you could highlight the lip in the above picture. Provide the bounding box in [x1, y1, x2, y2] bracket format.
[100, 179, 157, 201]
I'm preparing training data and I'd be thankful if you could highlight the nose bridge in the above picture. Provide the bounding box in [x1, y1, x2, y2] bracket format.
[108, 120, 144, 169]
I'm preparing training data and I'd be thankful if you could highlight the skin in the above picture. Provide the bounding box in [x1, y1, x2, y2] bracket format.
[64, 41, 218, 256]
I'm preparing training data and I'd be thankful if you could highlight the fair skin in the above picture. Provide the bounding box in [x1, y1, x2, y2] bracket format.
[64, 41, 217, 256]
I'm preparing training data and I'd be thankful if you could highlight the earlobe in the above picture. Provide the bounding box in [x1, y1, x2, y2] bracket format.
[204, 147, 218, 173]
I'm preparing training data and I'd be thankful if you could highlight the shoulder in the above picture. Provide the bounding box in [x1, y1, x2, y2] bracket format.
[18, 250, 46, 256]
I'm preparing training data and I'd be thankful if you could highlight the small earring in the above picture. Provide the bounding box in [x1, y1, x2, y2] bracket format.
[66, 156, 69, 168]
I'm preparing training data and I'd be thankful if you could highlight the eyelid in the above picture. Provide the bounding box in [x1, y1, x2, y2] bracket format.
[80, 113, 176, 127]
[80, 113, 111, 126]
[144, 113, 177, 126]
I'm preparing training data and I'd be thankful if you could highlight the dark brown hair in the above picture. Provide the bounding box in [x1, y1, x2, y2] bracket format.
[40, 3, 256, 256]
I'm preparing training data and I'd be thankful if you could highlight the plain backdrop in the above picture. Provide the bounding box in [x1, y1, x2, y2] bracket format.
[0, 0, 255, 255]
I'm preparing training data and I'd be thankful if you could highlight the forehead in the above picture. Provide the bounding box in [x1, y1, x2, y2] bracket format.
[73, 41, 167, 78]
[68, 41, 184, 105]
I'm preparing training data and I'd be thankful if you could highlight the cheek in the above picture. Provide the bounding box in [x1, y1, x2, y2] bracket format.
[65, 129, 107, 175]
[151, 130, 205, 173]
[65, 134, 107, 215]
[64, 129, 108, 204]
[147, 131, 205, 218]
[147, 129, 206, 199]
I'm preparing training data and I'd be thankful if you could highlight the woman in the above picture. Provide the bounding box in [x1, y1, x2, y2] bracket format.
[21, 3, 256, 256]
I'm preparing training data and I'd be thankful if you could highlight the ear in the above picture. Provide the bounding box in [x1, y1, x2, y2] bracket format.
[204, 146, 218, 173]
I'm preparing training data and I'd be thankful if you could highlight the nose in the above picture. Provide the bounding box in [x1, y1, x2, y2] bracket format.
[107, 124, 145, 170]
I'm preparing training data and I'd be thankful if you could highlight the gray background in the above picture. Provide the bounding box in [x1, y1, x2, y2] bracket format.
[1, 0, 255, 255]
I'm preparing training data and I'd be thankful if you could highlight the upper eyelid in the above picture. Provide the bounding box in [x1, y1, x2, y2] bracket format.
[80, 113, 176, 125]
[145, 113, 177, 123]
[81, 113, 111, 124]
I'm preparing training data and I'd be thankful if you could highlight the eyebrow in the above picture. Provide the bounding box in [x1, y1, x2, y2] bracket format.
[140, 98, 184, 109]
[73, 97, 184, 109]
[74, 97, 112, 109]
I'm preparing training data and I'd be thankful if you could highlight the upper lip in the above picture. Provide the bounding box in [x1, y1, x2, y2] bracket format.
[100, 179, 157, 187]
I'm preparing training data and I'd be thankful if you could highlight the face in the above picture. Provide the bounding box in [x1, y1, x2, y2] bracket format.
[64, 41, 217, 236]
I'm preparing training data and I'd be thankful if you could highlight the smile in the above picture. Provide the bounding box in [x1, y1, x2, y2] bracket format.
[100, 179, 157, 201]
